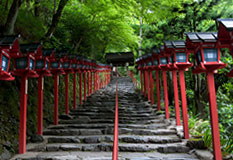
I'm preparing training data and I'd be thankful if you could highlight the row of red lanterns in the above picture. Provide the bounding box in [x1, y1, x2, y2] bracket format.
[136, 19, 233, 160]
[0, 34, 112, 154]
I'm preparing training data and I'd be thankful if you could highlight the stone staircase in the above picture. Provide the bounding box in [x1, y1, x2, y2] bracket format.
[12, 77, 199, 160]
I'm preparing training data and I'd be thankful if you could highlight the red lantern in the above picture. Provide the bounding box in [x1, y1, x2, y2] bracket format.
[217, 18, 233, 76]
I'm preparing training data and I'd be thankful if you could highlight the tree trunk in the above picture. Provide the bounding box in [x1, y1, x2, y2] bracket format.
[3, 0, 23, 35]
[4, 0, 8, 11]
[168, 71, 173, 106]
[44, 0, 68, 38]
[138, 16, 143, 56]
[53, 0, 56, 14]
[34, 0, 40, 17]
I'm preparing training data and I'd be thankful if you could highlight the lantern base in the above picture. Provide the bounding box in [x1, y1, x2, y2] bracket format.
[36, 69, 52, 77]
[175, 63, 193, 71]
[227, 69, 233, 77]
[192, 62, 226, 74]
[50, 69, 65, 75]
[0, 71, 15, 81]
[11, 70, 39, 78]
[160, 65, 170, 71]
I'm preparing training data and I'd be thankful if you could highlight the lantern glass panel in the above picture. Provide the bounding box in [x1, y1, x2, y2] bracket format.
[60, 63, 62, 68]
[78, 64, 82, 68]
[197, 51, 202, 64]
[153, 60, 158, 66]
[16, 57, 27, 69]
[1, 54, 8, 72]
[29, 59, 34, 70]
[176, 53, 187, 63]
[71, 63, 77, 68]
[51, 61, 59, 68]
[45, 61, 48, 69]
[203, 48, 218, 62]
[169, 56, 175, 64]
[160, 57, 167, 64]
[148, 62, 152, 66]
[35, 60, 44, 69]
[63, 62, 70, 68]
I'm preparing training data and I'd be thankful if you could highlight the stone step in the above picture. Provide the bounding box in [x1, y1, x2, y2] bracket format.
[43, 128, 176, 136]
[28, 142, 188, 153]
[59, 119, 165, 125]
[45, 135, 181, 144]
[60, 116, 161, 122]
[47, 122, 167, 130]
[12, 151, 199, 160]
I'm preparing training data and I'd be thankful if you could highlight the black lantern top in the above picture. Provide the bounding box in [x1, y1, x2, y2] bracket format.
[217, 19, 233, 49]
[185, 32, 226, 74]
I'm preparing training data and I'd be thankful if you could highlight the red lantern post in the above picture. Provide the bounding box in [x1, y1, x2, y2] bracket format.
[35, 47, 53, 135]
[186, 32, 226, 160]
[11, 43, 39, 154]
[159, 46, 170, 119]
[62, 54, 72, 115]
[151, 48, 161, 111]
[164, 41, 181, 126]
[0, 35, 20, 81]
[49, 51, 65, 125]
[168, 40, 193, 138]
[69, 55, 79, 110]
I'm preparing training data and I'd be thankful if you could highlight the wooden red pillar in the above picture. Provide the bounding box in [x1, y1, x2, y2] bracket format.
[206, 72, 222, 159]
[73, 73, 76, 110]
[146, 71, 150, 101]
[172, 70, 181, 126]
[93, 72, 95, 92]
[103, 72, 105, 88]
[162, 71, 169, 119]
[140, 70, 143, 94]
[37, 75, 44, 135]
[143, 71, 146, 97]
[155, 71, 161, 110]
[87, 72, 90, 96]
[84, 72, 86, 101]
[149, 70, 154, 105]
[19, 75, 28, 154]
[65, 74, 69, 115]
[91, 72, 93, 94]
[179, 70, 189, 139]
[54, 74, 59, 125]
[79, 73, 82, 105]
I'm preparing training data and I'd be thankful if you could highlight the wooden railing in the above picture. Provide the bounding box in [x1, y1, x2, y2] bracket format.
[112, 81, 119, 160]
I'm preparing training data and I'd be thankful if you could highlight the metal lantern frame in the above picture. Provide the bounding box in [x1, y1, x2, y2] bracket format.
[34, 47, 53, 77]
[151, 48, 161, 70]
[217, 18, 233, 76]
[169, 40, 193, 71]
[62, 54, 72, 73]
[12, 44, 39, 78]
[0, 35, 21, 81]
[49, 52, 65, 75]
[159, 45, 170, 70]
[185, 32, 226, 74]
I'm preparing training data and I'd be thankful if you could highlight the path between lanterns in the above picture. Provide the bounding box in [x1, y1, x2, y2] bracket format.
[12, 77, 208, 160]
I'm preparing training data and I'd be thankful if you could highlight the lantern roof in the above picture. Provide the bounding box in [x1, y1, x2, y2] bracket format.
[164, 41, 173, 48]
[152, 47, 160, 54]
[77, 55, 84, 60]
[42, 48, 55, 57]
[185, 32, 218, 42]
[217, 19, 233, 31]
[0, 35, 20, 47]
[105, 52, 134, 66]
[55, 51, 67, 58]
[68, 54, 77, 60]
[20, 43, 41, 55]
[172, 40, 186, 48]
